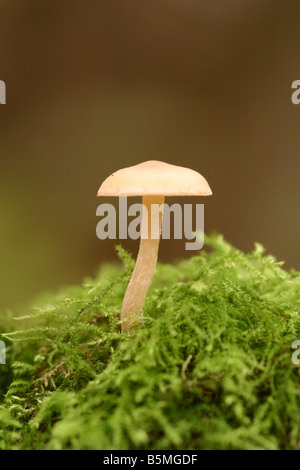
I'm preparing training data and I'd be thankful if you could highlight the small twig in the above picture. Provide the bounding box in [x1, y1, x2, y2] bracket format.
[181, 354, 193, 381]
[35, 360, 72, 390]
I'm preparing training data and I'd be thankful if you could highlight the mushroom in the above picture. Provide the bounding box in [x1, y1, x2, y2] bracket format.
[97, 160, 212, 332]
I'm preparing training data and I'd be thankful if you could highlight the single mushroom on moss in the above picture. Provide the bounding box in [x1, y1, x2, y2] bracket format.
[97, 160, 212, 332]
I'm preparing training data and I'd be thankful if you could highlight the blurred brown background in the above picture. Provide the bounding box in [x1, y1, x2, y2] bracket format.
[1, 0, 300, 309]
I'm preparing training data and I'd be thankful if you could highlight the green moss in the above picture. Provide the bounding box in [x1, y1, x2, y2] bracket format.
[1, 233, 300, 450]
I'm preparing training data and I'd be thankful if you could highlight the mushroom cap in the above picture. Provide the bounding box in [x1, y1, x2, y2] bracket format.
[97, 160, 212, 197]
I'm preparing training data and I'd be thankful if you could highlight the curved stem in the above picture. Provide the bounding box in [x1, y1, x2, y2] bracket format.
[121, 195, 164, 332]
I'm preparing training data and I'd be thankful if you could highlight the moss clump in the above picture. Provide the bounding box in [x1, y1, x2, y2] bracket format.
[0, 234, 300, 450]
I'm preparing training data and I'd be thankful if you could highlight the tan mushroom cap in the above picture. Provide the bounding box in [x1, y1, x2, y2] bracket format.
[97, 160, 212, 197]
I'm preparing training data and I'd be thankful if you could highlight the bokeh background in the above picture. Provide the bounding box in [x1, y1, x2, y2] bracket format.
[1, 0, 300, 310]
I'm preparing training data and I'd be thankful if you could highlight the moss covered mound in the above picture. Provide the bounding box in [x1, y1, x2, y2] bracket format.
[1, 234, 300, 450]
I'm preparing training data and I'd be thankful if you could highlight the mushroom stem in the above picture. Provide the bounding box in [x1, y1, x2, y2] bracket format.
[121, 195, 164, 332]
